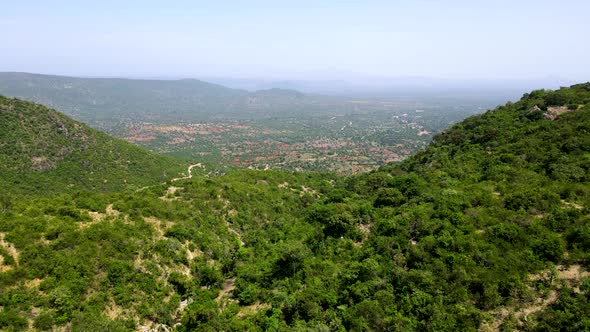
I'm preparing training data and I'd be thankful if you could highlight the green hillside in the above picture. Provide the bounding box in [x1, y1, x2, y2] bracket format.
[0, 72, 328, 126]
[0, 72, 247, 122]
[0, 96, 184, 194]
[0, 84, 589, 331]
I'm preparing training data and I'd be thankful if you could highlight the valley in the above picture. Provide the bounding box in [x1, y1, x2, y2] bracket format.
[2, 1, 588, 330]
[1, 83, 589, 331]
[115, 109, 438, 174]
[155, 104, 489, 174]
[0, 73, 500, 174]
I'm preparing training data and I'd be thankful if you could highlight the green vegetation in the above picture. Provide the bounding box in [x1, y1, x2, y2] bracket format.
[0, 96, 184, 194]
[0, 72, 330, 124]
[0, 83, 589, 330]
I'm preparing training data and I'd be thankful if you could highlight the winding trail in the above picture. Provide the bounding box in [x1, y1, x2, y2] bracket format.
[136, 163, 205, 193]
[94, 161, 243, 330]
[171, 163, 205, 182]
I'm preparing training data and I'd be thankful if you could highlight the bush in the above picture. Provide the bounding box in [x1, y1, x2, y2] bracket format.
[374, 187, 405, 207]
[33, 311, 55, 331]
[0, 309, 28, 330]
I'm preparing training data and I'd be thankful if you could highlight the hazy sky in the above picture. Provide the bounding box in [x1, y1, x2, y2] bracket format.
[1, 0, 589, 81]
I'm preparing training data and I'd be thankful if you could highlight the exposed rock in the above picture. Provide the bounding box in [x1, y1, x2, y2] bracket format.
[545, 106, 573, 120]
[31, 156, 54, 171]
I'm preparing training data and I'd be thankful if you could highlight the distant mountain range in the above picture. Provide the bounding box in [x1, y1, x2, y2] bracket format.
[0, 72, 537, 130]
[204, 75, 573, 100]
[0, 72, 320, 126]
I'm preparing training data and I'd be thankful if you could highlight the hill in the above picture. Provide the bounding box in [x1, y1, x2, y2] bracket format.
[0, 73, 248, 122]
[0, 72, 328, 126]
[0, 96, 184, 194]
[0, 84, 589, 331]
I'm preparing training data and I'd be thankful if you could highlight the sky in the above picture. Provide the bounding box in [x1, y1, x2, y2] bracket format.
[1, 0, 589, 82]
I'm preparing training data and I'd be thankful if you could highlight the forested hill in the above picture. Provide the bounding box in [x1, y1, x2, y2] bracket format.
[0, 72, 247, 122]
[400, 82, 590, 181]
[0, 72, 321, 125]
[344, 82, 590, 330]
[0, 84, 589, 331]
[0, 96, 183, 194]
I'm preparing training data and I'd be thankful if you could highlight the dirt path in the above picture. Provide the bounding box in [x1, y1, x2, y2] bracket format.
[480, 264, 590, 331]
[226, 222, 245, 246]
[136, 163, 206, 193]
[171, 163, 205, 182]
[215, 278, 236, 302]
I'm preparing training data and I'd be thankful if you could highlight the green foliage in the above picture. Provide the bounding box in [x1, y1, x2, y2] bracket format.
[0, 96, 184, 195]
[0, 309, 28, 330]
[0, 83, 589, 330]
[527, 287, 590, 331]
[33, 311, 55, 331]
[70, 313, 132, 332]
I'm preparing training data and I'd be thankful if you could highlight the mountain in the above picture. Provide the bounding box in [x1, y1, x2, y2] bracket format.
[0, 73, 326, 126]
[205, 76, 560, 101]
[0, 72, 247, 122]
[0, 96, 183, 194]
[0, 84, 589, 331]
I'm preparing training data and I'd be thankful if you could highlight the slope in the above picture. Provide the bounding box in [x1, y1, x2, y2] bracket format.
[0, 96, 184, 194]
[0, 84, 589, 331]
[0, 72, 324, 126]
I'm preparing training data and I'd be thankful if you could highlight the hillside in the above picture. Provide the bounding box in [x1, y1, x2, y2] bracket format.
[0, 96, 184, 194]
[0, 84, 589, 331]
[0, 73, 328, 126]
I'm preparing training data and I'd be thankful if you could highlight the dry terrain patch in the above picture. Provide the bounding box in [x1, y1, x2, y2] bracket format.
[0, 232, 19, 270]
[215, 278, 236, 303]
[82, 204, 121, 228]
[144, 217, 168, 239]
[480, 264, 590, 331]
[544, 106, 575, 120]
[237, 302, 272, 318]
[171, 163, 205, 182]
[161, 186, 183, 201]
